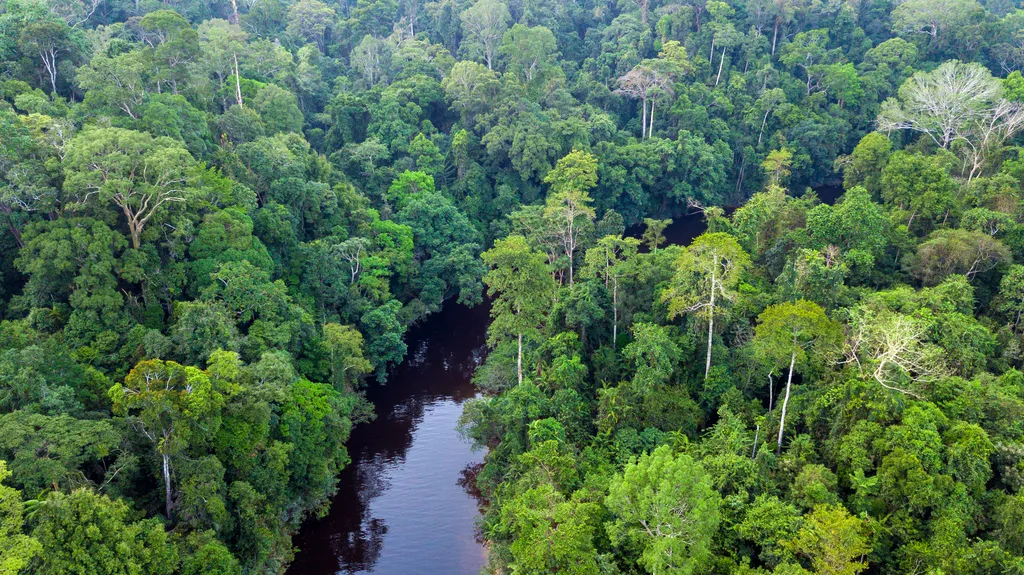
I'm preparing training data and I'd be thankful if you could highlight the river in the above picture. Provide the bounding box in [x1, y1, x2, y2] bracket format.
[287, 302, 491, 575]
[287, 184, 845, 574]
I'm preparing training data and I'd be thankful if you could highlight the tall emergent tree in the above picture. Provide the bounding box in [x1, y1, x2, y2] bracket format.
[663, 232, 750, 380]
[460, 0, 511, 70]
[110, 360, 223, 520]
[63, 128, 198, 249]
[543, 150, 598, 286]
[753, 300, 841, 454]
[878, 61, 1024, 181]
[482, 235, 555, 385]
[583, 235, 640, 348]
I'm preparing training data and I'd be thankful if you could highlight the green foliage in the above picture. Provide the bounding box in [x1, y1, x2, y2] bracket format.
[2, 0, 1024, 572]
[605, 445, 721, 575]
[32, 489, 177, 575]
[0, 461, 40, 575]
[787, 504, 870, 575]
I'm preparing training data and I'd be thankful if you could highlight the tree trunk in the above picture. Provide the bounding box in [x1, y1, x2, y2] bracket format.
[715, 46, 726, 86]
[705, 267, 716, 380]
[233, 52, 243, 107]
[517, 332, 523, 385]
[612, 276, 618, 348]
[758, 108, 770, 146]
[6, 223, 23, 248]
[648, 99, 655, 138]
[124, 208, 142, 249]
[42, 51, 59, 95]
[772, 20, 780, 55]
[776, 350, 796, 455]
[641, 96, 648, 138]
[162, 452, 173, 520]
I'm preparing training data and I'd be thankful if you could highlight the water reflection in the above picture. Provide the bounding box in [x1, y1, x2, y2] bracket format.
[288, 303, 490, 575]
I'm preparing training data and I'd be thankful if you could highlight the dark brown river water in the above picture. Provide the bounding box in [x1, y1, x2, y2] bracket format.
[287, 185, 844, 575]
[287, 303, 490, 575]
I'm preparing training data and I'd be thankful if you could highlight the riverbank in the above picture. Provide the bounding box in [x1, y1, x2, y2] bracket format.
[287, 303, 491, 575]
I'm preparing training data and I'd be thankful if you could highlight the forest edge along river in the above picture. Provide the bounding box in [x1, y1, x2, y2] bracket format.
[287, 302, 490, 575]
[287, 185, 843, 575]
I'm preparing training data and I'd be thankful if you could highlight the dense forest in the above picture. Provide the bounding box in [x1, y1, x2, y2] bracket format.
[1, 0, 1024, 572]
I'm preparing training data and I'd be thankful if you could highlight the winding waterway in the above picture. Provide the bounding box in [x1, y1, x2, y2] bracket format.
[287, 303, 490, 575]
[288, 184, 845, 574]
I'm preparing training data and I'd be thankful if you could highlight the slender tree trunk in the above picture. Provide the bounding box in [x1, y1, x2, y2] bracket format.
[162, 452, 173, 520]
[736, 153, 747, 195]
[7, 223, 23, 248]
[758, 107, 770, 146]
[230, 0, 239, 23]
[776, 349, 796, 455]
[641, 97, 648, 138]
[233, 52, 243, 107]
[648, 99, 655, 138]
[612, 276, 618, 348]
[772, 20, 779, 55]
[567, 219, 575, 286]
[517, 332, 523, 385]
[715, 46, 726, 86]
[705, 268, 716, 380]
[42, 51, 59, 95]
[710, 37, 715, 64]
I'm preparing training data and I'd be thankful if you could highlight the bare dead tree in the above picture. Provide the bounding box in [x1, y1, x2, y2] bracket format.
[616, 65, 672, 139]
[844, 312, 947, 399]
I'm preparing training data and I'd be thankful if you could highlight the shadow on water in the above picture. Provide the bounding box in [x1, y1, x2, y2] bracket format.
[626, 185, 844, 247]
[287, 303, 491, 575]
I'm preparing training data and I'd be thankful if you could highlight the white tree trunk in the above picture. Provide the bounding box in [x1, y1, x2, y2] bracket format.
[641, 97, 648, 138]
[612, 276, 618, 348]
[776, 350, 796, 454]
[648, 99, 655, 138]
[162, 452, 173, 520]
[41, 50, 59, 95]
[233, 52, 243, 107]
[705, 267, 716, 380]
[517, 332, 523, 385]
[758, 108, 770, 146]
[715, 46, 726, 86]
